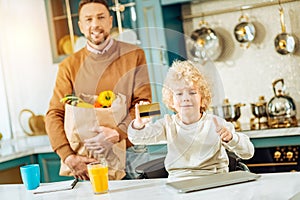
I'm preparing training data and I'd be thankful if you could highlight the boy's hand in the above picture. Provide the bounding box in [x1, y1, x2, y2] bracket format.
[133, 101, 151, 129]
[213, 117, 233, 142]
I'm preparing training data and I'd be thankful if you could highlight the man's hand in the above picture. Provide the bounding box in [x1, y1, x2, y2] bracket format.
[84, 126, 119, 159]
[64, 154, 97, 180]
[213, 117, 233, 142]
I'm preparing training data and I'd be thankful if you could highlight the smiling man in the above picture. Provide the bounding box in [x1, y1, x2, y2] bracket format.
[45, 0, 152, 180]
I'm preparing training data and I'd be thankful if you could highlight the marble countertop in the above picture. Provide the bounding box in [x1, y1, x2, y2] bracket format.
[1, 126, 300, 164]
[240, 126, 300, 138]
[0, 135, 53, 163]
[1, 172, 300, 200]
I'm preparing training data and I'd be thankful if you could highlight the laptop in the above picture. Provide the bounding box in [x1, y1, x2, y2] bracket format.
[166, 171, 261, 193]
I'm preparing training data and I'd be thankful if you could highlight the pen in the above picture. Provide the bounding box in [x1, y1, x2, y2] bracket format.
[71, 178, 79, 189]
[33, 179, 79, 194]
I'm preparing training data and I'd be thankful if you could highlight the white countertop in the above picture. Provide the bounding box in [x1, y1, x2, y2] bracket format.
[241, 126, 300, 138]
[1, 126, 300, 163]
[0, 135, 53, 163]
[1, 172, 300, 200]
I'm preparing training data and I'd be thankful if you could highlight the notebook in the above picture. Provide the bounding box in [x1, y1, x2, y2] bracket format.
[166, 171, 261, 193]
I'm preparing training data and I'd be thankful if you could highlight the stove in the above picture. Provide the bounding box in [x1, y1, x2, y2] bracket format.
[243, 145, 300, 173]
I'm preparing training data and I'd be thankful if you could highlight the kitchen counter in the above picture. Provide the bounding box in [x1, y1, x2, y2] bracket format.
[1, 172, 300, 200]
[0, 135, 53, 163]
[1, 127, 300, 163]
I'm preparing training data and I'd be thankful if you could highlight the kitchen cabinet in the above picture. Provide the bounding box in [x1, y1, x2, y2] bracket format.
[44, 0, 81, 63]
[37, 153, 73, 183]
[0, 156, 35, 184]
[135, 0, 169, 105]
[160, 0, 191, 6]
[0, 153, 72, 184]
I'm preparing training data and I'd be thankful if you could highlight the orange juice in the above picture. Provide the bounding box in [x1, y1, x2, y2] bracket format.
[87, 162, 108, 194]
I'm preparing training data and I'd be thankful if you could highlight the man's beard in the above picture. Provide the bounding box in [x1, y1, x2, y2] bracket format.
[88, 31, 109, 46]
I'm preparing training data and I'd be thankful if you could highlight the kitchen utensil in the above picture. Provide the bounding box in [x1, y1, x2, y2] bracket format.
[267, 78, 297, 128]
[234, 14, 256, 48]
[19, 109, 47, 136]
[251, 96, 267, 118]
[274, 7, 298, 55]
[211, 99, 245, 130]
[190, 20, 223, 61]
[267, 79, 296, 118]
[250, 96, 269, 130]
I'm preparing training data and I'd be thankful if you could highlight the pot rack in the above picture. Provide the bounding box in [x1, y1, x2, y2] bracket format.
[182, 0, 298, 20]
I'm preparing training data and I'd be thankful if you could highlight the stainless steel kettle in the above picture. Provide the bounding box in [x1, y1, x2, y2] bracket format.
[267, 79, 297, 118]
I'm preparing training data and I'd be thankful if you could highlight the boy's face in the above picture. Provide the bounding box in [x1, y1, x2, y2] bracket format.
[78, 3, 113, 46]
[171, 81, 201, 117]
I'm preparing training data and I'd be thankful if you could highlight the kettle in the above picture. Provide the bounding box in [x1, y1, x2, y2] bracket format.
[267, 79, 297, 118]
[19, 109, 47, 136]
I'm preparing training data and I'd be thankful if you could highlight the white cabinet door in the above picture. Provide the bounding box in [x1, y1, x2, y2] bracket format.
[135, 0, 169, 105]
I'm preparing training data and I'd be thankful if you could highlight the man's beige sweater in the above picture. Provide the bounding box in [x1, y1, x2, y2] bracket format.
[46, 40, 152, 161]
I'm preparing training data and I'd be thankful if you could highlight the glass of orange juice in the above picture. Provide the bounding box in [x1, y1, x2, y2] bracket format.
[87, 159, 109, 194]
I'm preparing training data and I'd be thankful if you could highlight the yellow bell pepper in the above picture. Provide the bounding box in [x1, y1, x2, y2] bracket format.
[97, 90, 116, 107]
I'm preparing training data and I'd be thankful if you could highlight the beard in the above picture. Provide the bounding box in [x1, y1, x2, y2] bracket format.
[87, 28, 110, 46]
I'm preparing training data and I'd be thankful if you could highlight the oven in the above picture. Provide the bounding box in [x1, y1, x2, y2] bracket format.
[242, 145, 300, 173]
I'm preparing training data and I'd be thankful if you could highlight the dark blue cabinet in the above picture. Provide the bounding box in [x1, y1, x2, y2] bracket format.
[37, 153, 73, 183]
[0, 153, 72, 184]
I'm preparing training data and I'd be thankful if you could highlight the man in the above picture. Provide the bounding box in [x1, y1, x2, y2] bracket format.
[45, 0, 151, 180]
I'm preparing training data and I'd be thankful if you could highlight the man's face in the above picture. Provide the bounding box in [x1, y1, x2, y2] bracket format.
[78, 3, 113, 46]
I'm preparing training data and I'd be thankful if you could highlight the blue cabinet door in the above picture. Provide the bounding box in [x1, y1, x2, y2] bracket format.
[37, 153, 73, 183]
[135, 0, 169, 108]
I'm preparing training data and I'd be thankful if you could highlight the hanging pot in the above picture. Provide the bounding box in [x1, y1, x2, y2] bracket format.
[274, 7, 298, 55]
[190, 20, 223, 61]
[234, 14, 256, 48]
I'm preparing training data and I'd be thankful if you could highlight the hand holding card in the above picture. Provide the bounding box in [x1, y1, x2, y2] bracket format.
[138, 103, 161, 118]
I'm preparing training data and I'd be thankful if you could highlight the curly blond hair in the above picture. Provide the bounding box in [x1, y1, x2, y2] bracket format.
[162, 60, 211, 113]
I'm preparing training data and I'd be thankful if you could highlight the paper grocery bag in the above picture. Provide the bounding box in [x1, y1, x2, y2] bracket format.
[59, 93, 127, 180]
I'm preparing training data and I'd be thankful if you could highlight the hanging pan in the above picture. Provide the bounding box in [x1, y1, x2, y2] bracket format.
[190, 20, 223, 61]
[274, 7, 298, 55]
[234, 14, 256, 48]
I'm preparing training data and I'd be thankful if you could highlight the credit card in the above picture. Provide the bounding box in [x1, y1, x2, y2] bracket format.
[139, 103, 161, 118]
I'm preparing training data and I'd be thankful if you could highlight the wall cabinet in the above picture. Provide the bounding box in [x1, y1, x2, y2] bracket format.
[135, 0, 169, 106]
[161, 0, 191, 6]
[44, 0, 81, 63]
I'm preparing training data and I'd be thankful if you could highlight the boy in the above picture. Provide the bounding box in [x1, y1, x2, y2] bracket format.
[128, 60, 254, 180]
